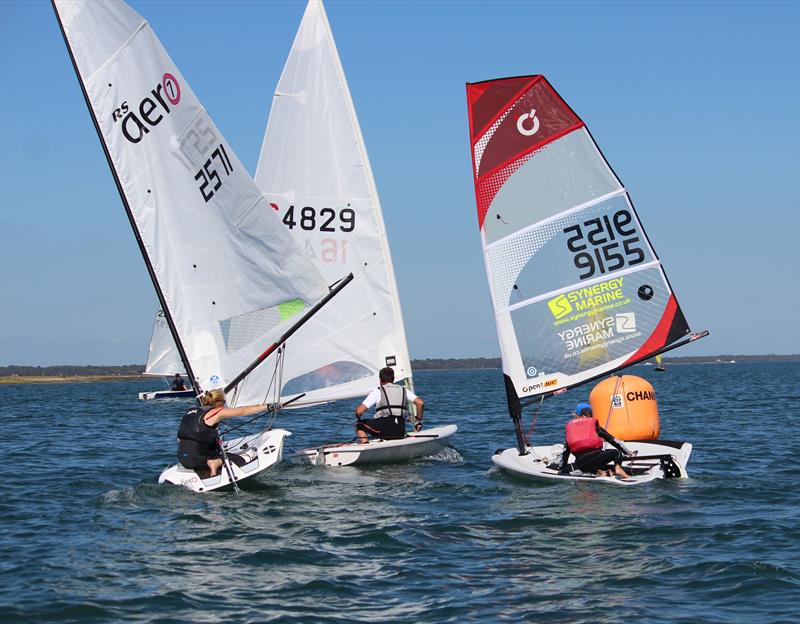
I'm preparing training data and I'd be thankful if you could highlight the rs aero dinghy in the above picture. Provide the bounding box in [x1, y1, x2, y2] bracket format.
[140, 0, 457, 467]
[263, 0, 457, 465]
[53, 0, 353, 492]
[465, 75, 708, 484]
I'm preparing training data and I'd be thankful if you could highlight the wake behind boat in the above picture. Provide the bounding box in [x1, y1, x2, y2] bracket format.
[465, 75, 707, 484]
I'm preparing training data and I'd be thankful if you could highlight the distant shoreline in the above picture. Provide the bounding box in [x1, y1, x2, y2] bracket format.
[0, 355, 797, 385]
[0, 375, 147, 385]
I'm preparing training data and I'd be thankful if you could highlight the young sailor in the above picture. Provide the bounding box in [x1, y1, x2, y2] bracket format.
[559, 403, 632, 478]
[171, 373, 187, 391]
[177, 389, 277, 476]
[354, 367, 424, 443]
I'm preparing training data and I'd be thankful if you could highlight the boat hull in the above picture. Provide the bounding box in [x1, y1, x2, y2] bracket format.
[158, 429, 291, 492]
[288, 424, 458, 467]
[492, 439, 692, 485]
[138, 389, 195, 400]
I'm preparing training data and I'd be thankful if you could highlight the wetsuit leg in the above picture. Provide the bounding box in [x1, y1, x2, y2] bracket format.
[574, 449, 622, 474]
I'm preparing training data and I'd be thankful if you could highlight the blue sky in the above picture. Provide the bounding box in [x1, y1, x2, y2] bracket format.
[1, 0, 798, 366]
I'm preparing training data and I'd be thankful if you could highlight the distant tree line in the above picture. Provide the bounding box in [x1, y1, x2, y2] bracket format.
[0, 364, 145, 377]
[411, 357, 502, 370]
[0, 354, 796, 377]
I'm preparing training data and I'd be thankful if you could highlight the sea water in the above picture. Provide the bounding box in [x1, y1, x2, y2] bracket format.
[1, 362, 798, 623]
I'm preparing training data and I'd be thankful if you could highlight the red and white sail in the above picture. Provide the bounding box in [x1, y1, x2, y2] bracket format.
[466, 76, 692, 399]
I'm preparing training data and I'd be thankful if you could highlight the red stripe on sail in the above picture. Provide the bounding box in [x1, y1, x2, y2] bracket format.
[624, 295, 678, 365]
[467, 76, 584, 230]
[468, 76, 540, 144]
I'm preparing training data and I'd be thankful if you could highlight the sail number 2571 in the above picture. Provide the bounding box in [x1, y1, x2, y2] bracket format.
[563, 209, 645, 280]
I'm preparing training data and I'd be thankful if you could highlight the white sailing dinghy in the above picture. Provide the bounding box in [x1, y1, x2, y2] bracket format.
[257, 0, 456, 466]
[53, 0, 352, 492]
[138, 308, 194, 400]
[465, 75, 707, 485]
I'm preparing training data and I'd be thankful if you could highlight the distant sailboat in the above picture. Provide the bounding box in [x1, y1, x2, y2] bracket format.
[465, 75, 708, 484]
[138, 309, 193, 400]
[53, 0, 352, 491]
[654, 354, 667, 372]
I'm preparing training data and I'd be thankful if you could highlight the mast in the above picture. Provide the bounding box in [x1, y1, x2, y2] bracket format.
[51, 0, 200, 397]
[504, 374, 528, 455]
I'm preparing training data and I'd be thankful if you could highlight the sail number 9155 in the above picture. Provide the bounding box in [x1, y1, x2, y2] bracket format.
[563, 209, 645, 280]
[282, 206, 355, 232]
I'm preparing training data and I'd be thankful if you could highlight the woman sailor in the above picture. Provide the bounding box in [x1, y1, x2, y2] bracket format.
[176, 389, 276, 476]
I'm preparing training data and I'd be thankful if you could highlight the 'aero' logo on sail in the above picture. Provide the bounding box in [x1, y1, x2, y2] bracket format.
[112, 73, 181, 144]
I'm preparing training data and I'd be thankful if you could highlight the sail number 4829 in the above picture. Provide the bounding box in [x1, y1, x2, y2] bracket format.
[282, 206, 355, 232]
[563, 209, 645, 280]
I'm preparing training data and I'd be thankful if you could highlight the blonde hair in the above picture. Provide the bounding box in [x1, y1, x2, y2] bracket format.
[200, 388, 226, 407]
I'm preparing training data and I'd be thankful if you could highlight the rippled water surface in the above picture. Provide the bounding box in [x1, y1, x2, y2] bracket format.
[1, 363, 798, 623]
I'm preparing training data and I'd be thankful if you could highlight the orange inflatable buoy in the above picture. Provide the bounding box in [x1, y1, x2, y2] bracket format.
[589, 375, 659, 441]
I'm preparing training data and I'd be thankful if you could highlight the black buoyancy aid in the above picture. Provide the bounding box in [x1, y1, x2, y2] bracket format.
[177, 406, 219, 446]
[375, 384, 408, 419]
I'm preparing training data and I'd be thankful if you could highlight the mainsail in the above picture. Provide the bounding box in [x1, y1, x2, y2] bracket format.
[143, 308, 186, 377]
[54, 0, 331, 406]
[466, 76, 693, 402]
[253, 0, 412, 405]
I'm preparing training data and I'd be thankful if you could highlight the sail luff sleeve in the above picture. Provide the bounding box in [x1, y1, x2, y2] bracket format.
[467, 76, 692, 401]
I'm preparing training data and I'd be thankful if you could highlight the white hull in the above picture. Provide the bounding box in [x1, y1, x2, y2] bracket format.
[492, 439, 692, 486]
[158, 429, 291, 492]
[288, 424, 457, 467]
[138, 389, 195, 401]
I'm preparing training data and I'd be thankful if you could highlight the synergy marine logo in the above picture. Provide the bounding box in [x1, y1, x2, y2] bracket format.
[112, 72, 181, 144]
[548, 277, 628, 324]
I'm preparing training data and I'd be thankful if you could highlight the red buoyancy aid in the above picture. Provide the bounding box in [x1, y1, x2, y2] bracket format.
[566, 417, 603, 453]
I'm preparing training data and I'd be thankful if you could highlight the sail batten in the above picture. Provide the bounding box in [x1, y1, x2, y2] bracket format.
[467, 75, 693, 400]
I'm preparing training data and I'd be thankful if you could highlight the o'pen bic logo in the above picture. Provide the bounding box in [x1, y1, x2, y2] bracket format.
[516, 109, 540, 136]
[548, 294, 572, 320]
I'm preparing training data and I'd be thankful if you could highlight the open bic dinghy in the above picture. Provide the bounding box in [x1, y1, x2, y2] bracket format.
[465, 76, 707, 484]
[258, 0, 456, 465]
[53, 0, 352, 492]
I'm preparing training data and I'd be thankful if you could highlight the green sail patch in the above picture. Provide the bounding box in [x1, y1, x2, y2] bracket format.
[278, 299, 306, 321]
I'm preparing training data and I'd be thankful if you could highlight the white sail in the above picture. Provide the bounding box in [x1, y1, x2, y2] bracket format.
[54, 0, 330, 406]
[143, 308, 186, 376]
[253, 0, 412, 406]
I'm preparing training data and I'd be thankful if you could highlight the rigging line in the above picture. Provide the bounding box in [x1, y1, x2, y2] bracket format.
[601, 374, 624, 430]
[217, 429, 240, 494]
[524, 394, 544, 446]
